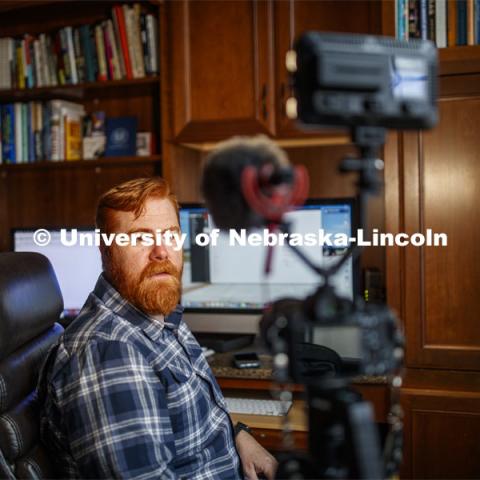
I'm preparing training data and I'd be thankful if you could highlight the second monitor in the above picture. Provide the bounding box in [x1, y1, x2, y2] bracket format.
[180, 198, 358, 335]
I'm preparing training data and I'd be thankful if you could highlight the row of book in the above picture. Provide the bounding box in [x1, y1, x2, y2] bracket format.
[397, 0, 480, 47]
[0, 100, 85, 163]
[0, 3, 158, 90]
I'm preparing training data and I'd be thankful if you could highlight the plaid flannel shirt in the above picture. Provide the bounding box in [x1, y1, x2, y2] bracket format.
[39, 274, 242, 479]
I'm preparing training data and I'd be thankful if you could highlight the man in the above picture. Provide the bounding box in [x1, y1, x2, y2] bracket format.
[39, 177, 277, 479]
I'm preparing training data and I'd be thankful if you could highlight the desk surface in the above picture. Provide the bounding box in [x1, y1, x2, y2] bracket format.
[208, 352, 388, 385]
[230, 399, 308, 432]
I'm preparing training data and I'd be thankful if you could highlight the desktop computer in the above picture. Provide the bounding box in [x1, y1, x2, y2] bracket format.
[180, 199, 359, 356]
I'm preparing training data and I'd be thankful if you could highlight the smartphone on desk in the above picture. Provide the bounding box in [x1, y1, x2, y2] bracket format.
[232, 352, 261, 369]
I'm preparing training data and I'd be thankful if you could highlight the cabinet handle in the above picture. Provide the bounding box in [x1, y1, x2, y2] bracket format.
[261, 84, 268, 120]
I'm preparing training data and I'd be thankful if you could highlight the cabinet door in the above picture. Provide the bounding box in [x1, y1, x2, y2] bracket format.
[385, 75, 480, 370]
[274, 0, 383, 138]
[169, 0, 275, 142]
[401, 389, 480, 479]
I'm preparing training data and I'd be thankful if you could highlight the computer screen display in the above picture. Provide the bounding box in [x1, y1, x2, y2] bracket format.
[13, 229, 102, 316]
[180, 199, 357, 312]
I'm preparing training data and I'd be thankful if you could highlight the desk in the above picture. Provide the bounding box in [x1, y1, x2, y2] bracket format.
[209, 352, 390, 452]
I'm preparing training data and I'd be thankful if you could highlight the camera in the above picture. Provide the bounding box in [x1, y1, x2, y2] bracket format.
[202, 31, 438, 479]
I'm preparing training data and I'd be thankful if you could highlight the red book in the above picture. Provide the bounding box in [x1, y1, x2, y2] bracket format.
[114, 5, 133, 79]
[102, 23, 114, 80]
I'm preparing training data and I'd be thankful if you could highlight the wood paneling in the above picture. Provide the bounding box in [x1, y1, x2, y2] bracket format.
[394, 96, 480, 370]
[401, 389, 480, 479]
[168, 0, 275, 142]
[1, 163, 160, 252]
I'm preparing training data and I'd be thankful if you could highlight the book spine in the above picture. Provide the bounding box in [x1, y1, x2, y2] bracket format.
[59, 29, 71, 84]
[428, 0, 436, 40]
[132, 4, 145, 77]
[95, 25, 108, 81]
[34, 102, 42, 161]
[448, 0, 458, 44]
[14, 103, 22, 162]
[420, 0, 429, 38]
[146, 14, 159, 75]
[27, 102, 34, 163]
[435, 0, 448, 47]
[22, 103, 28, 162]
[65, 26, 78, 84]
[73, 27, 85, 83]
[124, 5, 139, 78]
[467, 0, 475, 44]
[111, 9, 126, 79]
[28, 37, 37, 88]
[24, 36, 33, 88]
[43, 102, 51, 160]
[50, 102, 61, 161]
[33, 40, 43, 88]
[81, 26, 94, 83]
[140, 13, 150, 75]
[457, 0, 467, 45]
[2, 105, 15, 164]
[106, 19, 122, 80]
[409, 0, 421, 38]
[46, 35, 58, 87]
[476, 0, 480, 43]
[114, 5, 132, 79]
[102, 22, 114, 80]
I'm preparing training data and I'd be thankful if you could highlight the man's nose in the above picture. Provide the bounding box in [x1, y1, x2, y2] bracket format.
[150, 242, 169, 261]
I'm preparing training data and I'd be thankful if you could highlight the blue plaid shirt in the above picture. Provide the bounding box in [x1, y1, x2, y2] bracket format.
[39, 274, 242, 479]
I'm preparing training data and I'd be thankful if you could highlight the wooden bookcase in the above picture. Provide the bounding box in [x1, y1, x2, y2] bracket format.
[0, 0, 163, 252]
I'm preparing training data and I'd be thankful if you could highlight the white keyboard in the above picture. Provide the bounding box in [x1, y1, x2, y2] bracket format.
[225, 397, 292, 416]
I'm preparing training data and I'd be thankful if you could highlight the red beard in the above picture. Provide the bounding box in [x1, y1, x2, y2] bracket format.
[108, 255, 182, 316]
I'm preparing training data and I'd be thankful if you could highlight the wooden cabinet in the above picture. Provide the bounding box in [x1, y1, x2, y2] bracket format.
[386, 75, 480, 372]
[168, 0, 275, 142]
[273, 0, 384, 138]
[384, 67, 480, 477]
[400, 389, 480, 479]
[167, 0, 391, 144]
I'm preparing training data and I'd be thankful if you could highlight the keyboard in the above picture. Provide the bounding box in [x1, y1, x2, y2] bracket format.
[225, 397, 292, 416]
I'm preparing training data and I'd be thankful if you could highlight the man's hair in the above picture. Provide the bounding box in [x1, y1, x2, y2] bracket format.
[96, 177, 179, 234]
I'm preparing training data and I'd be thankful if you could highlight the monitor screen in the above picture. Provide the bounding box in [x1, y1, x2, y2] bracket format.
[180, 199, 357, 313]
[13, 228, 102, 316]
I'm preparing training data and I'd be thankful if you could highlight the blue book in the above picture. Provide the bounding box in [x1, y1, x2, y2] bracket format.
[105, 117, 138, 157]
[27, 103, 34, 163]
[1, 104, 16, 164]
[457, 0, 467, 45]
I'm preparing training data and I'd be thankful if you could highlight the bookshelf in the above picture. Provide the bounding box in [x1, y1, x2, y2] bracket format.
[0, 0, 162, 251]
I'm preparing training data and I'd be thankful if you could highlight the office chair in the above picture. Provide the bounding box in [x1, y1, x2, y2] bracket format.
[0, 252, 64, 479]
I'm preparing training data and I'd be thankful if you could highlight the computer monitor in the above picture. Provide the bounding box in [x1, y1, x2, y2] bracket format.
[180, 199, 358, 336]
[12, 228, 102, 317]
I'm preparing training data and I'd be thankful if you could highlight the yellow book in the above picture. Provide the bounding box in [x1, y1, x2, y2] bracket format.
[65, 116, 83, 160]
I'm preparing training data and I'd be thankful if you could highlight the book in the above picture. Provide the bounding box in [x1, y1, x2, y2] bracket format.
[1, 105, 15, 163]
[436, 0, 448, 47]
[467, 0, 475, 45]
[448, 0, 458, 45]
[105, 116, 138, 156]
[457, 0, 467, 45]
[114, 5, 133, 79]
[146, 14, 159, 75]
[0, 3, 159, 88]
[95, 25, 108, 81]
